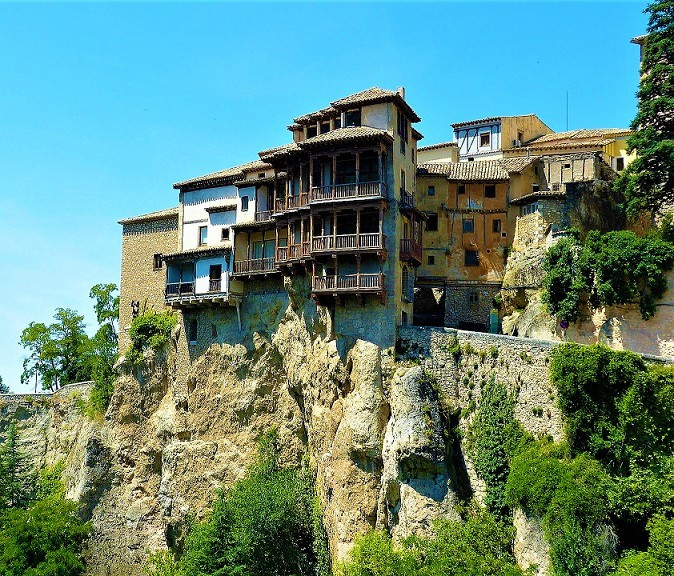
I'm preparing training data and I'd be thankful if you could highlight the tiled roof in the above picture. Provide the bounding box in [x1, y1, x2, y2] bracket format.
[298, 126, 392, 149]
[524, 139, 614, 151]
[531, 128, 631, 144]
[258, 141, 301, 161]
[163, 245, 231, 260]
[293, 106, 337, 124]
[173, 160, 272, 190]
[510, 191, 566, 205]
[418, 141, 457, 152]
[412, 127, 424, 141]
[500, 157, 536, 173]
[418, 158, 534, 180]
[118, 206, 178, 225]
[331, 87, 421, 122]
[451, 114, 538, 129]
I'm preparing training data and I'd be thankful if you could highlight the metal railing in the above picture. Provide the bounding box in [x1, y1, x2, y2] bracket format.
[400, 238, 423, 262]
[312, 233, 382, 252]
[400, 190, 414, 209]
[165, 282, 195, 297]
[310, 181, 386, 202]
[311, 273, 384, 292]
[233, 258, 276, 274]
[208, 278, 222, 292]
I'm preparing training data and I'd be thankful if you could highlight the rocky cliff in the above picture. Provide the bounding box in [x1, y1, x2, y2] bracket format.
[1, 302, 573, 575]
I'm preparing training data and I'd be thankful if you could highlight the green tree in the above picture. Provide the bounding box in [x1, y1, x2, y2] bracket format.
[0, 424, 33, 509]
[615, 1, 674, 218]
[176, 431, 329, 576]
[19, 322, 59, 391]
[87, 283, 119, 412]
[0, 376, 9, 394]
[89, 283, 119, 339]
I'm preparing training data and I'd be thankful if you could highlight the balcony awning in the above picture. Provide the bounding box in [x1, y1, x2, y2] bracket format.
[162, 245, 231, 262]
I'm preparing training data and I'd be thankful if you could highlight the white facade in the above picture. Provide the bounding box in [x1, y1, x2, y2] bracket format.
[455, 121, 503, 161]
[182, 185, 238, 251]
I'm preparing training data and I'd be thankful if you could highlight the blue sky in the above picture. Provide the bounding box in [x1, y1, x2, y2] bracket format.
[0, 1, 647, 391]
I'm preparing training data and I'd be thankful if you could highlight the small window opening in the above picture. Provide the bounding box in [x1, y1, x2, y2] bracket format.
[345, 109, 361, 127]
[480, 132, 490, 147]
[188, 319, 198, 344]
[462, 218, 475, 233]
[199, 226, 207, 246]
[458, 184, 466, 195]
[485, 184, 496, 198]
[221, 228, 230, 241]
[427, 255, 435, 265]
[153, 253, 163, 270]
[493, 219, 502, 233]
[465, 250, 479, 266]
[426, 213, 438, 232]
[241, 196, 249, 212]
[428, 185, 435, 196]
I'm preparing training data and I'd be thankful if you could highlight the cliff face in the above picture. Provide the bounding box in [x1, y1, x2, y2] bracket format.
[1, 303, 568, 575]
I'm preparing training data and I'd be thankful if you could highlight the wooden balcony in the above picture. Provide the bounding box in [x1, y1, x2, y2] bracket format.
[208, 278, 222, 292]
[254, 210, 273, 223]
[310, 181, 387, 203]
[311, 273, 385, 294]
[400, 238, 423, 265]
[276, 242, 311, 263]
[311, 233, 383, 253]
[232, 258, 277, 276]
[165, 282, 195, 297]
[275, 193, 309, 213]
[165, 280, 241, 308]
[399, 190, 414, 209]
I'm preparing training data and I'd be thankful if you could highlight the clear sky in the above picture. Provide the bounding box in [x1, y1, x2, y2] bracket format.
[0, 1, 647, 392]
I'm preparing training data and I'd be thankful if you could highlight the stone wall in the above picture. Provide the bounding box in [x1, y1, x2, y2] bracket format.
[119, 216, 180, 351]
[444, 282, 500, 331]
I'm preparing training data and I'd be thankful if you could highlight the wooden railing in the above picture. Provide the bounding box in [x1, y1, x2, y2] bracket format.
[400, 190, 414, 209]
[275, 193, 309, 212]
[165, 282, 195, 297]
[277, 242, 311, 262]
[254, 210, 272, 222]
[208, 279, 222, 292]
[276, 246, 288, 261]
[312, 273, 384, 292]
[233, 258, 275, 274]
[310, 181, 386, 202]
[400, 239, 423, 263]
[312, 233, 382, 252]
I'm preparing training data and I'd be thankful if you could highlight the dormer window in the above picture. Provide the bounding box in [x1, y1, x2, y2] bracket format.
[307, 125, 317, 138]
[320, 121, 330, 134]
[345, 109, 361, 127]
[333, 116, 342, 129]
[480, 132, 491, 147]
[258, 172, 266, 178]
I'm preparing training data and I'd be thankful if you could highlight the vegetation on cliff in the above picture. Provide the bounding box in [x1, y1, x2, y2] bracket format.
[145, 430, 330, 576]
[542, 230, 674, 322]
[0, 429, 90, 575]
[339, 507, 523, 576]
[614, 0, 674, 218]
[126, 311, 177, 367]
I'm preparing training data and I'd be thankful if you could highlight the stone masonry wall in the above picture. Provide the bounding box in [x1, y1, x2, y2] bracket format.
[119, 217, 180, 351]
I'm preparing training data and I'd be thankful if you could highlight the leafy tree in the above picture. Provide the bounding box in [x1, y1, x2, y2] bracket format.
[615, 1, 674, 218]
[19, 322, 59, 391]
[175, 430, 329, 576]
[542, 231, 674, 322]
[90, 283, 119, 339]
[0, 375, 9, 394]
[87, 284, 119, 412]
[339, 508, 523, 576]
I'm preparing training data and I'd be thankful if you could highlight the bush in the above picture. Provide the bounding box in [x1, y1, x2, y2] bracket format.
[172, 430, 329, 576]
[542, 231, 674, 321]
[127, 312, 176, 365]
[339, 507, 523, 576]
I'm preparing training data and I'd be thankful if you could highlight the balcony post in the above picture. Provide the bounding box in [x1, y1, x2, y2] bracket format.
[356, 208, 361, 248]
[273, 169, 278, 211]
[356, 254, 361, 289]
[379, 206, 384, 247]
[378, 149, 382, 182]
[275, 226, 279, 260]
[299, 163, 303, 199]
[333, 211, 337, 250]
[332, 154, 337, 194]
[355, 151, 360, 196]
[300, 217, 305, 254]
[247, 232, 251, 272]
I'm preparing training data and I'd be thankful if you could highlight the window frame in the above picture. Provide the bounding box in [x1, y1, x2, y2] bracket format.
[241, 196, 249, 212]
[479, 132, 491, 148]
[425, 213, 439, 232]
[428, 185, 435, 196]
[198, 226, 208, 246]
[465, 250, 479, 267]
[153, 253, 163, 271]
[462, 218, 475, 233]
[484, 184, 496, 198]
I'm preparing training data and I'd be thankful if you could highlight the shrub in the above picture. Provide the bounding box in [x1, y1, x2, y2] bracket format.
[127, 312, 176, 365]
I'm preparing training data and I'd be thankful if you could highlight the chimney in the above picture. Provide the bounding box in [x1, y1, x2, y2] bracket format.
[396, 86, 406, 100]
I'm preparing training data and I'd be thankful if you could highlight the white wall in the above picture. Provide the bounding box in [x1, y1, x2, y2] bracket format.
[195, 255, 230, 294]
[182, 185, 238, 250]
[362, 102, 390, 130]
[456, 123, 502, 159]
[237, 186, 256, 223]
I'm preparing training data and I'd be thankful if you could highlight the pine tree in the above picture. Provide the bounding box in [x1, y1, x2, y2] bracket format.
[0, 424, 33, 509]
[616, 1, 674, 218]
[0, 376, 8, 394]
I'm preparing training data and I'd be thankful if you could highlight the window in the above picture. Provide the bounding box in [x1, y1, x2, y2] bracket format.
[345, 109, 361, 127]
[221, 228, 230, 241]
[400, 169, 406, 194]
[333, 116, 342, 129]
[402, 267, 411, 302]
[462, 218, 474, 233]
[532, 183, 540, 193]
[199, 226, 207, 246]
[427, 255, 435, 265]
[211, 324, 218, 339]
[522, 202, 539, 216]
[258, 172, 266, 178]
[241, 196, 249, 212]
[401, 311, 408, 326]
[616, 157, 625, 171]
[469, 290, 480, 305]
[465, 250, 479, 266]
[397, 108, 408, 155]
[188, 318, 198, 344]
[563, 163, 571, 169]
[517, 131, 524, 144]
[480, 132, 490, 147]
[428, 185, 435, 196]
[426, 213, 438, 232]
[307, 125, 317, 138]
[153, 253, 163, 271]
[467, 157, 475, 162]
[458, 184, 466, 195]
[485, 184, 496, 198]
[320, 121, 330, 134]
[493, 219, 502, 233]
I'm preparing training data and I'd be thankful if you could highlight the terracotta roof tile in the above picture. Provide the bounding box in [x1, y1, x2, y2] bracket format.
[418, 141, 457, 152]
[298, 126, 392, 149]
[500, 157, 536, 173]
[451, 114, 538, 129]
[173, 160, 272, 190]
[330, 87, 421, 122]
[418, 160, 509, 181]
[118, 206, 178, 225]
[530, 128, 631, 144]
[258, 141, 301, 161]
